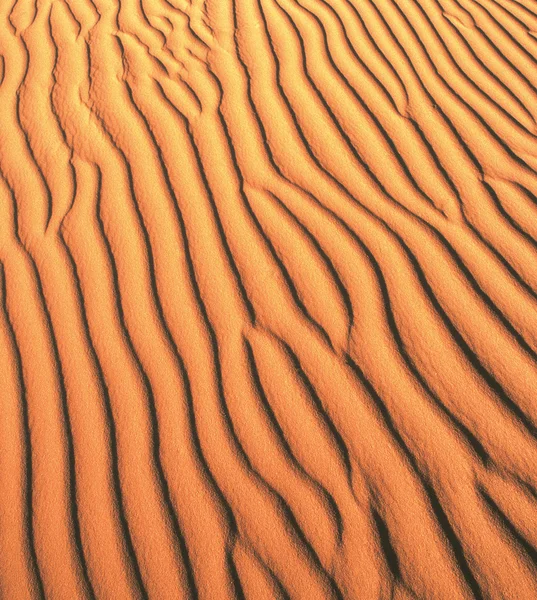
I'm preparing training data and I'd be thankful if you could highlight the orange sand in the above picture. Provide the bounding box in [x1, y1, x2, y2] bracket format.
[1, 0, 537, 598]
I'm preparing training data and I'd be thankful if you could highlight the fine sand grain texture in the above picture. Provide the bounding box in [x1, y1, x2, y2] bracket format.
[1, 0, 537, 598]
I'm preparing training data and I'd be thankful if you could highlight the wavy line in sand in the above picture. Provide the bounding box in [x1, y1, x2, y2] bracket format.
[1, 0, 537, 597]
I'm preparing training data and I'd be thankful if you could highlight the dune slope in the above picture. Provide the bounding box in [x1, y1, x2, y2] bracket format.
[2, 0, 537, 598]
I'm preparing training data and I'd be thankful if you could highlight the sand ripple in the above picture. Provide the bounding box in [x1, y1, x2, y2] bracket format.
[1, 0, 537, 597]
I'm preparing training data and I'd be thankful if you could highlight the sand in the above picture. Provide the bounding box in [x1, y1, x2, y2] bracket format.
[1, 0, 537, 598]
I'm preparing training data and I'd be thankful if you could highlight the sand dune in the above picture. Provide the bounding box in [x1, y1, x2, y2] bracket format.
[1, 0, 537, 597]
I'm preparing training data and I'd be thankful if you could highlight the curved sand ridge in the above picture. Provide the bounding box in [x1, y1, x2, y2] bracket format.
[2, 0, 537, 598]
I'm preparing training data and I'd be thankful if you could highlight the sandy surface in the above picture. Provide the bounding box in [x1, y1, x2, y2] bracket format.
[1, 0, 537, 598]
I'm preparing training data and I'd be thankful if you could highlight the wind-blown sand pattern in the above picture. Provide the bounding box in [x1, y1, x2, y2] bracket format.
[2, 0, 537, 598]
